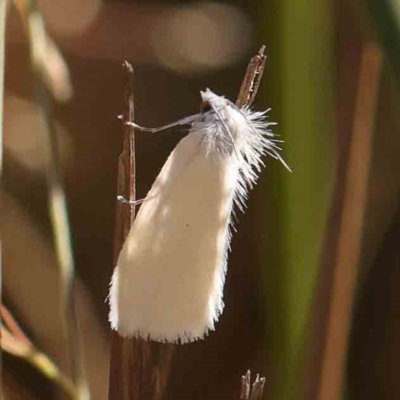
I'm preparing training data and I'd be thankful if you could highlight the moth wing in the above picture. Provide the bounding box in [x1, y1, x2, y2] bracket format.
[109, 130, 238, 343]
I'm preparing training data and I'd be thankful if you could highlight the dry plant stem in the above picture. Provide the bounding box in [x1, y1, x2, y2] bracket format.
[12, 3, 87, 398]
[236, 45, 267, 108]
[1, 305, 33, 347]
[240, 370, 251, 400]
[316, 43, 383, 400]
[35, 79, 89, 400]
[108, 62, 175, 400]
[1, 305, 77, 398]
[13, 0, 72, 101]
[108, 47, 267, 400]
[239, 370, 266, 400]
[249, 375, 265, 400]
[0, 0, 7, 178]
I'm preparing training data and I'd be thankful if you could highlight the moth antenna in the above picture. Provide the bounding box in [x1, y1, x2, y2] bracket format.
[126, 114, 201, 133]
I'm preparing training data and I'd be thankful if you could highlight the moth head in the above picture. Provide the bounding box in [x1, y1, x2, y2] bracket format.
[200, 88, 217, 102]
[200, 89, 229, 114]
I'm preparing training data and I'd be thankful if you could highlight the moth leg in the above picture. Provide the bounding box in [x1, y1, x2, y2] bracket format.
[117, 196, 145, 206]
[117, 191, 161, 206]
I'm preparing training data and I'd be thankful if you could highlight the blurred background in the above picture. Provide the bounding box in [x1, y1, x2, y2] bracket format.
[2, 0, 400, 399]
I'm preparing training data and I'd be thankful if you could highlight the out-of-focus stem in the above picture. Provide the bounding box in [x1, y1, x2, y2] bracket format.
[316, 42, 383, 400]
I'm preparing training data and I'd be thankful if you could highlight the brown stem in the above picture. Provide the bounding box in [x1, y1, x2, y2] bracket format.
[316, 43, 383, 400]
[236, 45, 267, 108]
[108, 62, 175, 400]
[239, 370, 266, 400]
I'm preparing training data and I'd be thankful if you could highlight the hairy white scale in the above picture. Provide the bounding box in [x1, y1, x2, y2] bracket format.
[109, 89, 287, 343]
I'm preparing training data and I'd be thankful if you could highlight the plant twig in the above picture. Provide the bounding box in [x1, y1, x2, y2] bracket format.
[1, 305, 33, 347]
[0, 0, 7, 179]
[36, 72, 89, 400]
[1, 305, 77, 398]
[240, 370, 251, 400]
[236, 45, 267, 108]
[240, 370, 266, 400]
[12, 1, 88, 399]
[316, 42, 383, 400]
[108, 62, 175, 400]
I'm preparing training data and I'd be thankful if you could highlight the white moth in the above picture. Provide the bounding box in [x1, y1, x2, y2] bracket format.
[109, 88, 289, 343]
